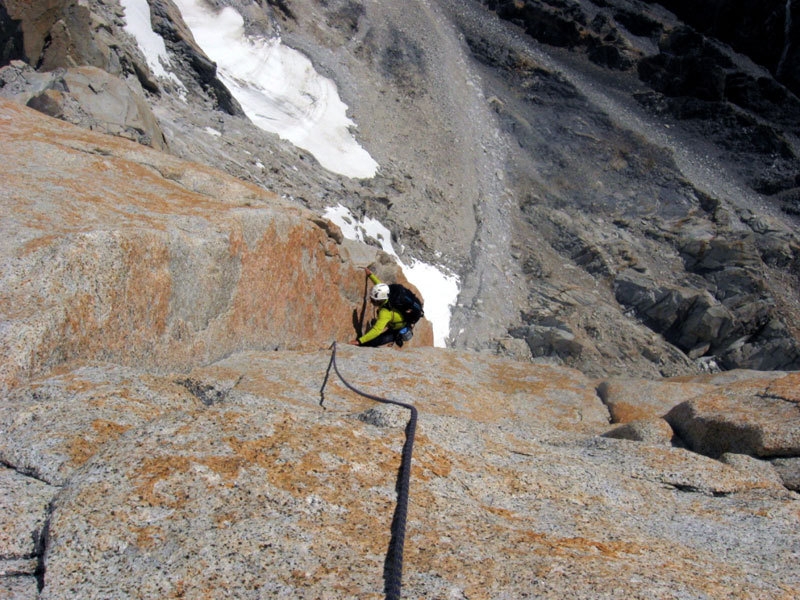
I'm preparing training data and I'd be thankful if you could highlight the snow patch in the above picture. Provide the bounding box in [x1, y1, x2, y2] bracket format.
[323, 204, 396, 255]
[120, 0, 184, 89]
[323, 205, 460, 347]
[171, 0, 379, 179]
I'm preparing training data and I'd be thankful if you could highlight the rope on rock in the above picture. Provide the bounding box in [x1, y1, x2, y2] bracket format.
[320, 341, 417, 600]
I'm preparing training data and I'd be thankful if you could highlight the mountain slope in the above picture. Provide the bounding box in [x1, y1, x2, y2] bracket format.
[2, 0, 798, 376]
[0, 6, 799, 598]
[0, 97, 433, 392]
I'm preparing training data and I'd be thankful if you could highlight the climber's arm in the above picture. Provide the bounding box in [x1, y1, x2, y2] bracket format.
[358, 307, 392, 344]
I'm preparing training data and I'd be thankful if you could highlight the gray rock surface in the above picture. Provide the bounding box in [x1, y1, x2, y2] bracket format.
[596, 376, 714, 423]
[720, 453, 785, 487]
[666, 372, 800, 458]
[1, 2, 800, 598]
[22, 65, 167, 150]
[0, 467, 56, 592]
[0, 348, 797, 599]
[0, 576, 39, 600]
[4, 0, 799, 377]
[602, 418, 676, 445]
[0, 364, 202, 486]
[771, 457, 800, 492]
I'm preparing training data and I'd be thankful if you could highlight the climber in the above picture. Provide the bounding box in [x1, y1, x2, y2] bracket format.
[350, 267, 419, 347]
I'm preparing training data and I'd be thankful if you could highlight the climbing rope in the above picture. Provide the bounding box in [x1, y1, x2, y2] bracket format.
[320, 341, 417, 600]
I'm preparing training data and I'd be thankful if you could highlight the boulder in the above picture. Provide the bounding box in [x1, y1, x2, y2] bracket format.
[0, 61, 61, 102]
[771, 458, 800, 492]
[666, 372, 800, 458]
[596, 376, 714, 423]
[1, 63, 167, 150]
[24, 65, 168, 150]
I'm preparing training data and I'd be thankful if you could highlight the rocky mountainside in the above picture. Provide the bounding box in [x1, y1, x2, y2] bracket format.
[2, 0, 800, 377]
[0, 74, 798, 600]
[1, 0, 800, 598]
[0, 105, 797, 593]
[0, 97, 432, 394]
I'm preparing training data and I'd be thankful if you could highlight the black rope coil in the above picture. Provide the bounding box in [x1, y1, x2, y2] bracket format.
[320, 341, 417, 600]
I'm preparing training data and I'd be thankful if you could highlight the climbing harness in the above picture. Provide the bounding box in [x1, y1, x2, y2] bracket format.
[320, 341, 417, 600]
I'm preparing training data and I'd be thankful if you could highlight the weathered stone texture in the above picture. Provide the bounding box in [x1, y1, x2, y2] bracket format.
[666, 372, 800, 458]
[0, 98, 432, 395]
[771, 457, 800, 492]
[0, 467, 56, 588]
[602, 417, 675, 445]
[597, 376, 714, 423]
[0, 364, 202, 486]
[599, 369, 800, 461]
[0, 575, 39, 599]
[0, 4, 798, 597]
[0, 348, 791, 600]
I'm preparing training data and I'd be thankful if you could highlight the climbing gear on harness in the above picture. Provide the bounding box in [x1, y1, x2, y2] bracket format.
[394, 326, 413, 347]
[319, 342, 417, 600]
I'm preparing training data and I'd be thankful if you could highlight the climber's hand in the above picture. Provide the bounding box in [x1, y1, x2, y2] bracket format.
[349, 339, 360, 346]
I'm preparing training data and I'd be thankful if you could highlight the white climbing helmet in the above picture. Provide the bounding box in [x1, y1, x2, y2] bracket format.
[370, 283, 390, 302]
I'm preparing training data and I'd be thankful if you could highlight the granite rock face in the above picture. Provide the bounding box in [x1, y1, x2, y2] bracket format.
[0, 58, 798, 600]
[1, 349, 798, 599]
[0, 97, 432, 394]
[2, 0, 800, 378]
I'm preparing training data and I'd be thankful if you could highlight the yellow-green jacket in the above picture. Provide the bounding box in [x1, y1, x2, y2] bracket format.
[358, 273, 406, 344]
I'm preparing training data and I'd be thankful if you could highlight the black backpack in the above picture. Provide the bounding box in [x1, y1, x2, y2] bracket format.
[387, 284, 424, 325]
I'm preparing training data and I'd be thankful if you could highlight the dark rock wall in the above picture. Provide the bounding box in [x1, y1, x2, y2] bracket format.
[0, 1, 24, 64]
[646, 0, 800, 97]
[462, 0, 800, 373]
